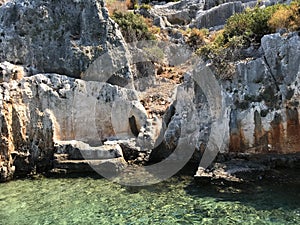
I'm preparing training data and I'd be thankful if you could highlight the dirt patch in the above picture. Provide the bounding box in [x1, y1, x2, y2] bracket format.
[139, 64, 189, 117]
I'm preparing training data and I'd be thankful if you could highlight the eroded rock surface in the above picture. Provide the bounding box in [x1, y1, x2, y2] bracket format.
[0, 73, 148, 180]
[190, 1, 243, 29]
[0, 0, 132, 86]
[160, 33, 300, 174]
[52, 140, 127, 175]
[143, 0, 290, 30]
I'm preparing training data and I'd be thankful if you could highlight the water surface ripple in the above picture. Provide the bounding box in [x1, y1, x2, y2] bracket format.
[0, 175, 299, 224]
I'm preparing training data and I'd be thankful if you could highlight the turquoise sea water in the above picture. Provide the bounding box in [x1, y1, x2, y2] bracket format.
[0, 175, 299, 225]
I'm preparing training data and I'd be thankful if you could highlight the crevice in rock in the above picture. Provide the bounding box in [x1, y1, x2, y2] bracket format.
[129, 115, 139, 137]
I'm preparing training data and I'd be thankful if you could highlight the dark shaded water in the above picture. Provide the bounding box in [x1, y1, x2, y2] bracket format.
[0, 174, 299, 224]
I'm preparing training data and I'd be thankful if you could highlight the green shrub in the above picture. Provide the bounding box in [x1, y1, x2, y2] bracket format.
[112, 12, 156, 42]
[197, 32, 244, 79]
[197, 1, 300, 56]
[195, 0, 300, 79]
[222, 5, 279, 46]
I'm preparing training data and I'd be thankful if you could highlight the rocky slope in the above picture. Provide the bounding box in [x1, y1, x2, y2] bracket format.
[141, 0, 288, 30]
[162, 32, 300, 154]
[0, 0, 299, 182]
[136, 0, 299, 181]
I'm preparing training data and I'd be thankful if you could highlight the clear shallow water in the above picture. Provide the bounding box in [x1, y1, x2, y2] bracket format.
[0, 175, 299, 225]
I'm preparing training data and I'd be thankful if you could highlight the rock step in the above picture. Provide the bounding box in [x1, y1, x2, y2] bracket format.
[54, 141, 123, 160]
[52, 158, 127, 174]
[53, 153, 124, 161]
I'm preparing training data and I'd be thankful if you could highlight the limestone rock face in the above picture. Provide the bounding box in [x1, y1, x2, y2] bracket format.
[190, 2, 243, 29]
[0, 61, 26, 82]
[1, 0, 299, 181]
[142, 0, 244, 28]
[144, 0, 205, 26]
[220, 33, 300, 154]
[162, 33, 300, 164]
[0, 0, 132, 87]
[0, 74, 147, 180]
[143, 0, 291, 30]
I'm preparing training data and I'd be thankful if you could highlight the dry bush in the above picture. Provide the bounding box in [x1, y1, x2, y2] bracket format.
[145, 18, 161, 35]
[126, 0, 138, 10]
[186, 28, 209, 49]
[268, 2, 300, 32]
[106, 0, 128, 15]
[206, 29, 224, 43]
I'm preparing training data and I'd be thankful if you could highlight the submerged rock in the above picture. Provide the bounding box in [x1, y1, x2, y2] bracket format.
[195, 153, 300, 183]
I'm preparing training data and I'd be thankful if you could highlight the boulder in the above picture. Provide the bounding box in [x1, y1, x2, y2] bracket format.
[51, 140, 127, 175]
[54, 140, 124, 160]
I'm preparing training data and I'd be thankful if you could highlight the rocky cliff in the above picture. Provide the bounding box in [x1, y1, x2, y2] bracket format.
[160, 32, 300, 157]
[0, 0, 299, 182]
[0, 0, 132, 86]
[0, 71, 152, 180]
[0, 0, 140, 181]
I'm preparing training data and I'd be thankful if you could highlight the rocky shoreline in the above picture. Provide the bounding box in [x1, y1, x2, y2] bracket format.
[11, 153, 300, 186]
[1, 0, 300, 183]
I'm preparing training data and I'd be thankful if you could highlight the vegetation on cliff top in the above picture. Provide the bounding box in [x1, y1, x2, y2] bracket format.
[106, 0, 159, 42]
[108, 0, 300, 78]
[195, 0, 300, 78]
[201, 0, 300, 51]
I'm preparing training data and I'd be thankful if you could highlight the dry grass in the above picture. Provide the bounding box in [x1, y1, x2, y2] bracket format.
[106, 0, 129, 15]
[185, 28, 209, 49]
[145, 18, 161, 36]
[268, 2, 300, 32]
